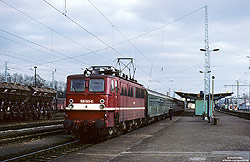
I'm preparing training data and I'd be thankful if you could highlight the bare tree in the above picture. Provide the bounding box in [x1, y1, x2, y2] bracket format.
[0, 72, 65, 90]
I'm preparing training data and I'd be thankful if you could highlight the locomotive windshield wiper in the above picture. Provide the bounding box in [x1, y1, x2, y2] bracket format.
[72, 85, 77, 93]
[89, 84, 97, 94]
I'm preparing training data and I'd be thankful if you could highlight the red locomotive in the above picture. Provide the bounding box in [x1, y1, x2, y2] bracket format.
[64, 65, 184, 141]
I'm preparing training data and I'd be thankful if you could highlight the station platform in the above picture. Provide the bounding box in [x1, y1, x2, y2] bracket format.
[55, 111, 250, 162]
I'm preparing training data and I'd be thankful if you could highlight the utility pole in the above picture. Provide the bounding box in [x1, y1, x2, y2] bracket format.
[200, 6, 219, 122]
[4, 61, 8, 82]
[34, 66, 37, 86]
[203, 5, 210, 121]
[52, 69, 56, 89]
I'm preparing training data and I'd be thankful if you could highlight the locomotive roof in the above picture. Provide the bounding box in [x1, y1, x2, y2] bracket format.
[67, 74, 144, 86]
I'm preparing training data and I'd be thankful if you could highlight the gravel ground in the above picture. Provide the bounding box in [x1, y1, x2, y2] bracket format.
[54, 111, 250, 162]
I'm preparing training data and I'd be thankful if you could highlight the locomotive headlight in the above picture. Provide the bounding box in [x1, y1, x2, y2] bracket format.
[69, 99, 74, 104]
[100, 99, 105, 104]
[100, 104, 105, 109]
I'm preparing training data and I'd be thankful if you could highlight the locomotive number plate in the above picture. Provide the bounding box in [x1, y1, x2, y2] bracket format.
[80, 100, 93, 104]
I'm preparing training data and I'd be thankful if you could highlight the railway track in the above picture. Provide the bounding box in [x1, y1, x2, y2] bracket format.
[1, 140, 92, 162]
[0, 119, 64, 131]
[0, 122, 64, 142]
[0, 117, 94, 162]
[216, 109, 250, 120]
[0, 128, 63, 145]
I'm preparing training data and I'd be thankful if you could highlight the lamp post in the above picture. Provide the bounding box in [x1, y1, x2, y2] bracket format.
[34, 66, 37, 86]
[200, 48, 219, 123]
[211, 76, 215, 117]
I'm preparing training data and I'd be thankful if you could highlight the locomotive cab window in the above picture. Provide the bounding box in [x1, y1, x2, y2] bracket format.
[115, 81, 118, 94]
[70, 79, 85, 92]
[89, 79, 105, 92]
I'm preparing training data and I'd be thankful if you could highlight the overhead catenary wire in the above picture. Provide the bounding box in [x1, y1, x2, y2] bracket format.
[0, 36, 84, 70]
[87, 0, 205, 72]
[0, 0, 112, 64]
[2, 1, 208, 93]
[0, 50, 74, 76]
[3, 0, 205, 73]
[0, 35, 54, 62]
[0, 28, 90, 67]
[42, 0, 204, 86]
[43, 0, 126, 58]
[0, 48, 44, 63]
[42, 0, 161, 83]
[0, 35, 102, 67]
[87, 0, 154, 68]
[87, 0, 206, 85]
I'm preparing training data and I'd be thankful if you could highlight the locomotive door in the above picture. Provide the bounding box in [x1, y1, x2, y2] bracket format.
[114, 80, 118, 108]
[114, 80, 119, 123]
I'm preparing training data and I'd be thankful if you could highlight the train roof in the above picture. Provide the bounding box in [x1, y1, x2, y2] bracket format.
[146, 89, 174, 100]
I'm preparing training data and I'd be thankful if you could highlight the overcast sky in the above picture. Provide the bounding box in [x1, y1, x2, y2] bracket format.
[1, 0, 250, 97]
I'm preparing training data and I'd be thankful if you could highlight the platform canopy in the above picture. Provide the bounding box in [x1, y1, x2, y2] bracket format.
[175, 91, 233, 101]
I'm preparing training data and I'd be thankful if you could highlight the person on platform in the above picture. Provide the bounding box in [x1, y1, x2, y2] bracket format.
[169, 107, 173, 120]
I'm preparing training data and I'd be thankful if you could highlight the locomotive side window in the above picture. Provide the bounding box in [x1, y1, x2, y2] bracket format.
[89, 79, 104, 92]
[70, 79, 85, 92]
[125, 86, 127, 96]
[121, 87, 124, 96]
[111, 80, 114, 92]
[141, 89, 145, 98]
[130, 87, 133, 97]
[136, 88, 139, 98]
[115, 81, 118, 94]
[133, 87, 136, 97]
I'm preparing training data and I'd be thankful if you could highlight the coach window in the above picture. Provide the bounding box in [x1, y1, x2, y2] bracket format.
[70, 79, 85, 92]
[89, 79, 104, 92]
[111, 80, 114, 92]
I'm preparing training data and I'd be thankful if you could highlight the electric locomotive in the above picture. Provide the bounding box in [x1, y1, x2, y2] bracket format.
[64, 66, 146, 140]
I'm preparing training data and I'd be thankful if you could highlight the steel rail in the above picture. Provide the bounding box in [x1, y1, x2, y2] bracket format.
[2, 140, 80, 162]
